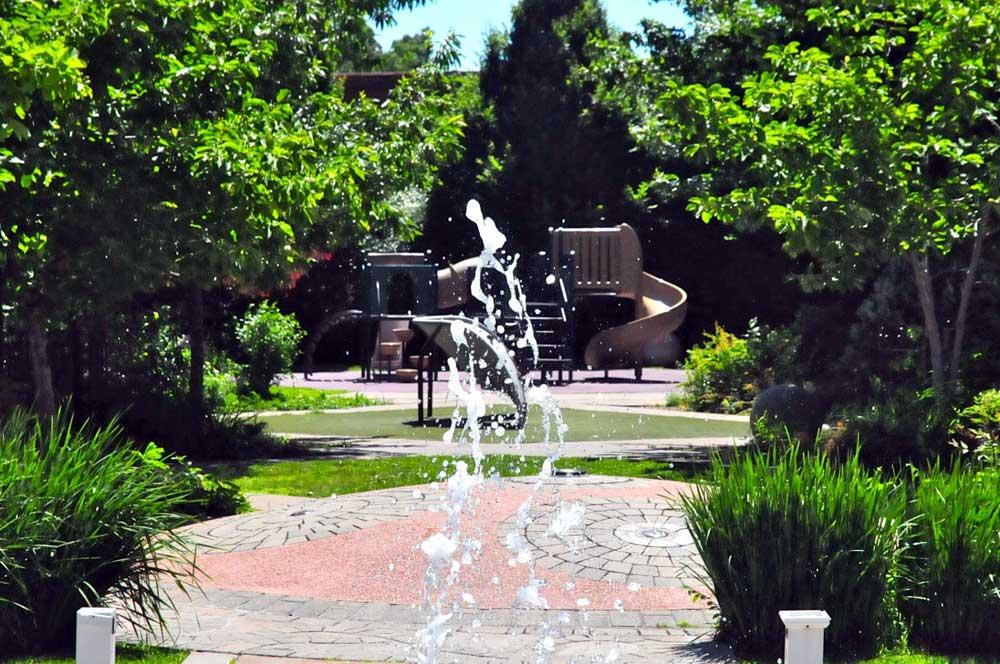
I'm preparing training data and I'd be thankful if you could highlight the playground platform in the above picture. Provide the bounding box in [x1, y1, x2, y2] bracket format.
[282, 367, 685, 401]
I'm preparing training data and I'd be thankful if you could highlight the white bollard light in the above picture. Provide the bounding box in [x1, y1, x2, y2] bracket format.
[779, 610, 830, 664]
[76, 607, 116, 664]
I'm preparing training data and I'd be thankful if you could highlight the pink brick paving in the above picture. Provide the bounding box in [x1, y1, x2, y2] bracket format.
[125, 476, 735, 662]
[195, 479, 706, 611]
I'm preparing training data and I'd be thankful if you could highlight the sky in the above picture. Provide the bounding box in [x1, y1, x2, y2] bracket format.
[372, 1, 691, 70]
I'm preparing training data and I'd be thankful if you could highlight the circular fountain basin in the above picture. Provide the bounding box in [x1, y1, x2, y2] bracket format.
[614, 521, 694, 547]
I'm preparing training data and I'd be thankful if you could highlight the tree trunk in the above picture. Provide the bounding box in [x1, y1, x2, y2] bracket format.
[948, 209, 989, 384]
[187, 284, 205, 414]
[0, 288, 5, 375]
[68, 319, 85, 404]
[908, 252, 946, 401]
[86, 314, 106, 393]
[27, 311, 56, 418]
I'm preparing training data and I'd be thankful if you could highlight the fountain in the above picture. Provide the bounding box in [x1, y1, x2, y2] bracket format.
[414, 201, 579, 664]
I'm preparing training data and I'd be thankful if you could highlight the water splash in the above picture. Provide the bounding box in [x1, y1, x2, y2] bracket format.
[415, 200, 584, 664]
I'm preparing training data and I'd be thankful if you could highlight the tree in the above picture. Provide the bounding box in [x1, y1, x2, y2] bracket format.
[1, 0, 467, 418]
[379, 30, 434, 71]
[478, 0, 638, 253]
[599, 0, 999, 409]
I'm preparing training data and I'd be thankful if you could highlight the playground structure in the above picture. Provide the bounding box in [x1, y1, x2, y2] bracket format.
[358, 224, 688, 393]
[552, 224, 687, 375]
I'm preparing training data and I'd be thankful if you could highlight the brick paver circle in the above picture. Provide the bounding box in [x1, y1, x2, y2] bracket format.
[187, 487, 444, 553]
[500, 496, 703, 589]
[129, 476, 733, 662]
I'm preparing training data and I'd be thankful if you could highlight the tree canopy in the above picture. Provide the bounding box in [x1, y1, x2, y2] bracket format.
[1, 0, 468, 414]
[588, 0, 999, 403]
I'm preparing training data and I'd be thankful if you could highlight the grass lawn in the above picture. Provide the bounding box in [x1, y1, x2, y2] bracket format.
[215, 454, 707, 497]
[6, 644, 188, 664]
[259, 407, 748, 442]
[856, 657, 992, 663]
[218, 386, 380, 413]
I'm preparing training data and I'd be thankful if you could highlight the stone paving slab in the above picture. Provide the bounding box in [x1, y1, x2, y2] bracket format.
[182, 653, 234, 664]
[132, 587, 733, 663]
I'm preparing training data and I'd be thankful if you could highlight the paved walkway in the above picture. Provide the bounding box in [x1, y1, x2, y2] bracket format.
[266, 434, 746, 461]
[128, 477, 736, 663]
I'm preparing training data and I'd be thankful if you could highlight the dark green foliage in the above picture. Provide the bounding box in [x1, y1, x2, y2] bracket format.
[744, 319, 803, 388]
[905, 463, 1000, 653]
[88, 375, 282, 460]
[680, 447, 907, 657]
[477, 0, 639, 254]
[838, 393, 941, 468]
[0, 408, 194, 654]
[750, 384, 828, 447]
[235, 301, 306, 397]
[135, 443, 249, 518]
[75, 299, 284, 460]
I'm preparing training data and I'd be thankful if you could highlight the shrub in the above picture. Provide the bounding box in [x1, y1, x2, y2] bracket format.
[904, 463, 1000, 653]
[679, 324, 756, 413]
[950, 388, 1000, 463]
[136, 443, 250, 518]
[838, 389, 939, 467]
[0, 408, 194, 654]
[235, 301, 306, 396]
[680, 446, 907, 658]
[204, 356, 242, 413]
[744, 318, 802, 387]
[678, 321, 804, 414]
[91, 384, 284, 460]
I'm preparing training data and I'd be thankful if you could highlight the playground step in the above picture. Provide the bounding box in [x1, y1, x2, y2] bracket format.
[378, 342, 402, 356]
[536, 343, 569, 352]
[394, 368, 418, 382]
[537, 357, 573, 366]
[408, 355, 434, 369]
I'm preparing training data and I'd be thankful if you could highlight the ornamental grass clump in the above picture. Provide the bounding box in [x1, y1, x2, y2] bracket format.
[680, 446, 906, 658]
[0, 408, 195, 655]
[904, 462, 1000, 653]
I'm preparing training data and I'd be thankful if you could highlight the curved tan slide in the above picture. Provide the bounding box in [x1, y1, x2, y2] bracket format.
[436, 257, 479, 310]
[582, 270, 687, 368]
[551, 224, 687, 369]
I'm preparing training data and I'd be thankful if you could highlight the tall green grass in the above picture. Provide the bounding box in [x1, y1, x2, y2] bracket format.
[681, 446, 907, 658]
[904, 463, 1000, 652]
[0, 408, 195, 654]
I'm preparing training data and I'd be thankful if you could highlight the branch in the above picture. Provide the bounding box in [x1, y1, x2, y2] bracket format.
[948, 208, 991, 383]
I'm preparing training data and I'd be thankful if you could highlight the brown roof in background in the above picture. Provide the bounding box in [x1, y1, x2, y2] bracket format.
[337, 71, 475, 101]
[338, 72, 407, 101]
